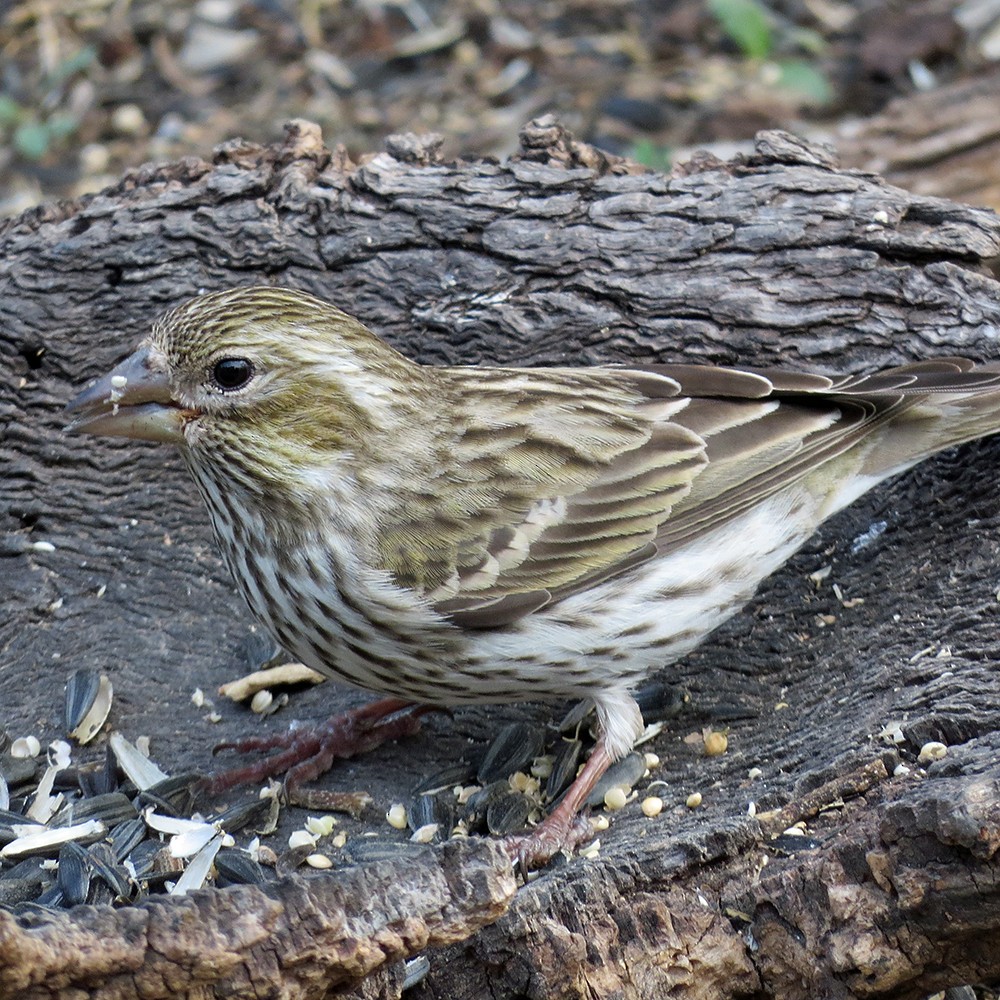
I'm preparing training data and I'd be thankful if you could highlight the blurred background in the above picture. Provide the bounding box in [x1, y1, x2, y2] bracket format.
[3, 0, 1000, 217]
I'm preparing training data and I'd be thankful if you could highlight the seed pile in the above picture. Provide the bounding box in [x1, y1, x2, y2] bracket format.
[0, 671, 681, 911]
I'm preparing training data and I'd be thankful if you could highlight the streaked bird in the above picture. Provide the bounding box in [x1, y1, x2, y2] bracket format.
[66, 286, 1000, 866]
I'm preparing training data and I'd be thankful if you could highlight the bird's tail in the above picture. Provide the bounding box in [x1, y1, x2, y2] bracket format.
[846, 358, 1000, 482]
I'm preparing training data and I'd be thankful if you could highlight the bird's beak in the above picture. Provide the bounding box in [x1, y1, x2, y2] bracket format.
[65, 346, 187, 444]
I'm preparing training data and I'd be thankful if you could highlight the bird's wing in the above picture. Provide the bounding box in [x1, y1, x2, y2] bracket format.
[376, 358, 1000, 628]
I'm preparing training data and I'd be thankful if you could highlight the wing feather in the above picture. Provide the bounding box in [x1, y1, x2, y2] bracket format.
[372, 359, 1000, 628]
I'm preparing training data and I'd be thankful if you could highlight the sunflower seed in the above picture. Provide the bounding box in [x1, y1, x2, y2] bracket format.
[0, 875, 49, 908]
[134, 774, 200, 816]
[57, 841, 92, 907]
[0, 860, 51, 908]
[107, 818, 146, 861]
[341, 839, 431, 865]
[0, 810, 40, 846]
[34, 884, 65, 908]
[768, 833, 822, 855]
[124, 839, 165, 878]
[271, 843, 317, 876]
[76, 746, 120, 798]
[477, 723, 545, 784]
[545, 738, 582, 800]
[0, 753, 38, 789]
[65, 671, 114, 745]
[215, 848, 267, 886]
[634, 680, 686, 723]
[411, 763, 476, 796]
[461, 780, 510, 830]
[86, 842, 132, 901]
[486, 792, 531, 836]
[50, 792, 137, 829]
[209, 797, 273, 835]
[407, 792, 453, 834]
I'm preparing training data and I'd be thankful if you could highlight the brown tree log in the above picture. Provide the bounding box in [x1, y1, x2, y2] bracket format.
[2, 119, 1000, 998]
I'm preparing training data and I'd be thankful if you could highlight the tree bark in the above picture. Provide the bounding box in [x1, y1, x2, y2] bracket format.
[2, 119, 1000, 998]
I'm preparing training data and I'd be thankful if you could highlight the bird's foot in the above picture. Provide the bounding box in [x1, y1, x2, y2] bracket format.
[503, 812, 596, 874]
[503, 735, 615, 874]
[202, 697, 425, 795]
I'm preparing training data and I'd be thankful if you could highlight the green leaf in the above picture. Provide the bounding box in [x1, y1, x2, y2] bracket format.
[709, 0, 773, 59]
[14, 119, 51, 160]
[0, 94, 23, 128]
[628, 139, 672, 173]
[774, 59, 833, 106]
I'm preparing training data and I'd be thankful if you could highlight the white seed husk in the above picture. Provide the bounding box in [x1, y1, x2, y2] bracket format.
[169, 822, 221, 859]
[11, 736, 41, 758]
[288, 829, 318, 850]
[170, 834, 223, 895]
[918, 741, 947, 764]
[305, 853, 334, 869]
[386, 804, 407, 829]
[1, 819, 105, 858]
[410, 823, 439, 844]
[111, 733, 168, 791]
[305, 815, 336, 837]
[68, 674, 113, 745]
[686, 792, 703, 809]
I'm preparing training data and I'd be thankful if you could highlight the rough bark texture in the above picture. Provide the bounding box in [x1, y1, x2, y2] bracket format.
[0, 839, 514, 1000]
[2, 119, 1000, 998]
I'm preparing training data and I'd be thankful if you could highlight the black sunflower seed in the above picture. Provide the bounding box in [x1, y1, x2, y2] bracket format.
[486, 793, 531, 836]
[134, 774, 200, 816]
[545, 739, 582, 801]
[57, 841, 92, 907]
[107, 817, 147, 861]
[50, 791, 137, 829]
[215, 849, 267, 887]
[407, 792, 454, 835]
[634, 680, 686, 722]
[461, 780, 511, 830]
[477, 723, 544, 784]
[411, 763, 475, 796]
[87, 842, 132, 901]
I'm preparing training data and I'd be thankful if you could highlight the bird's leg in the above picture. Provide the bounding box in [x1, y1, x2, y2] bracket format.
[504, 736, 614, 871]
[202, 697, 425, 795]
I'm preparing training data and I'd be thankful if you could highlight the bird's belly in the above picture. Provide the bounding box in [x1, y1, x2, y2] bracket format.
[220, 489, 822, 706]
[460, 487, 824, 699]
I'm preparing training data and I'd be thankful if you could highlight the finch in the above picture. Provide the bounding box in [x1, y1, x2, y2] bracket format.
[66, 286, 1000, 866]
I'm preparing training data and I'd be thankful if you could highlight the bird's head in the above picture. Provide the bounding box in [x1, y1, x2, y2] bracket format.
[66, 287, 430, 507]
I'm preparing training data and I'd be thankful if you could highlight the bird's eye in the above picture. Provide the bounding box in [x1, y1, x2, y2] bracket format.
[211, 357, 254, 392]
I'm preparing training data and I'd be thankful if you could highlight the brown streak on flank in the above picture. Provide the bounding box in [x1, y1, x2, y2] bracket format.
[619, 621, 652, 637]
